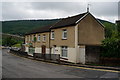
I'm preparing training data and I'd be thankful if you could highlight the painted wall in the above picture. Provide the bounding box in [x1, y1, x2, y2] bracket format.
[79, 45, 85, 64]
[25, 47, 29, 52]
[51, 47, 61, 54]
[51, 47, 76, 63]
[68, 47, 76, 63]
[35, 47, 41, 53]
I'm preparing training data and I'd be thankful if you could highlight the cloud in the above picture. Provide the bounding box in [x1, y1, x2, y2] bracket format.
[2, 2, 118, 22]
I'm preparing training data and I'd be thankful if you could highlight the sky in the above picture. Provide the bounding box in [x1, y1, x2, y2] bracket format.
[1, 0, 119, 23]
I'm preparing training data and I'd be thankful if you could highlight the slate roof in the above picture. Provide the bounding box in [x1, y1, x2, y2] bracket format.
[51, 12, 87, 29]
[25, 25, 51, 35]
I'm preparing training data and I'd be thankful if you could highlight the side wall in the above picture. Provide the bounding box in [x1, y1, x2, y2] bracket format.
[78, 14, 105, 45]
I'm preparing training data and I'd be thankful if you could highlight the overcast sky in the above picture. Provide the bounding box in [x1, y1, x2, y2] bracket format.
[1, 1, 119, 23]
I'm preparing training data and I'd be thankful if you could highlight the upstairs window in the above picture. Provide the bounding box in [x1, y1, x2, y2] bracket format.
[43, 34, 46, 41]
[62, 29, 67, 39]
[28, 36, 30, 41]
[51, 31, 54, 39]
[32, 35, 34, 41]
[37, 35, 40, 41]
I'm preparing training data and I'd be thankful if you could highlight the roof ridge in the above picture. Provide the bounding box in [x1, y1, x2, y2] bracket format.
[61, 12, 88, 19]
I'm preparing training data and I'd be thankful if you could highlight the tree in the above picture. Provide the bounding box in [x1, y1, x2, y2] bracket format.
[116, 20, 120, 36]
[2, 37, 17, 47]
[101, 21, 120, 58]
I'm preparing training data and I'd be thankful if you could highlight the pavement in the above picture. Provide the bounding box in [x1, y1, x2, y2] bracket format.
[2, 49, 120, 79]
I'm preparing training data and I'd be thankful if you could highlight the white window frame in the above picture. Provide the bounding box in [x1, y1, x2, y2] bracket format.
[62, 29, 67, 39]
[43, 34, 46, 41]
[61, 46, 68, 57]
[51, 31, 54, 39]
[32, 35, 34, 41]
[37, 35, 40, 41]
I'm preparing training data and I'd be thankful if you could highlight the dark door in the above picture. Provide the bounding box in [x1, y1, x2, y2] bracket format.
[42, 45, 46, 54]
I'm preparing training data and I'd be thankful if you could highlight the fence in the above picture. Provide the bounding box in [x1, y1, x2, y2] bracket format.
[10, 49, 28, 57]
[33, 53, 60, 63]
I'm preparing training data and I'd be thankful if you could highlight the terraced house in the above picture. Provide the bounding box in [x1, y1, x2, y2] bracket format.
[25, 12, 105, 64]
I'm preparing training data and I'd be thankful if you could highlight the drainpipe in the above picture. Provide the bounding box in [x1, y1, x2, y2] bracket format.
[75, 24, 78, 63]
[49, 28, 51, 59]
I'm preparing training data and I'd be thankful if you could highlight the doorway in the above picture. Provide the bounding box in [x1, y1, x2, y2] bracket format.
[41, 45, 46, 54]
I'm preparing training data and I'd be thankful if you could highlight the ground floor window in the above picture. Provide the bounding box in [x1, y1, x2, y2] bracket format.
[28, 47, 35, 56]
[61, 46, 68, 57]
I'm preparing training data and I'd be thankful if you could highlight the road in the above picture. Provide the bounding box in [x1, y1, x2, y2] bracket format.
[2, 49, 120, 78]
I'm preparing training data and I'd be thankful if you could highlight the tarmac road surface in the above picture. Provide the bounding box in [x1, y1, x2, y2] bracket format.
[2, 49, 120, 79]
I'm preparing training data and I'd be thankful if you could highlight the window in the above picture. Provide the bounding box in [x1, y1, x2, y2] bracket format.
[61, 46, 68, 57]
[51, 31, 54, 39]
[62, 29, 67, 39]
[43, 34, 46, 41]
[28, 36, 30, 41]
[32, 35, 34, 41]
[38, 35, 40, 41]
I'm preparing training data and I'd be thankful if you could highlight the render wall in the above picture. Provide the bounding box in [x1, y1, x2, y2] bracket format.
[78, 14, 105, 45]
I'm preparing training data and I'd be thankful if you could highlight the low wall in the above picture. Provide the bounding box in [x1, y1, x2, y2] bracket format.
[10, 49, 28, 57]
[100, 57, 120, 66]
[33, 53, 60, 63]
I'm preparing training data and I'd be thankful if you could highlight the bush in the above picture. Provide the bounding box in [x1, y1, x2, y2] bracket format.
[101, 30, 120, 58]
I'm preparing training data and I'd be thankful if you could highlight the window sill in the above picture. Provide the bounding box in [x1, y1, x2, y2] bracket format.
[62, 38, 67, 40]
[51, 39, 54, 40]
[60, 57, 68, 60]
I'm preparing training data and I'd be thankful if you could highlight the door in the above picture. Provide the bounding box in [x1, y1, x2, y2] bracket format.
[41, 45, 46, 54]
